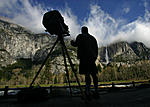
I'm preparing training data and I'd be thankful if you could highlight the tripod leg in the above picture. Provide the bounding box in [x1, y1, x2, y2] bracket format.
[61, 47, 72, 96]
[59, 37, 84, 97]
[30, 38, 59, 87]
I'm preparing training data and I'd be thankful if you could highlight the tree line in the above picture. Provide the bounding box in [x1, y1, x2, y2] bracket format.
[0, 59, 150, 86]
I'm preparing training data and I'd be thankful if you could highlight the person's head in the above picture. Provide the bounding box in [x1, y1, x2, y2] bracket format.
[81, 26, 88, 34]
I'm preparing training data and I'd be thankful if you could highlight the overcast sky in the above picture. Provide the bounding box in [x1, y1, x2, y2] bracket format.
[0, 0, 150, 47]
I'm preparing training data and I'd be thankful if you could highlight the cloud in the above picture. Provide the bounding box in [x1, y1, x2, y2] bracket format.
[0, 0, 80, 35]
[83, 5, 124, 46]
[111, 0, 150, 47]
[0, 0, 46, 33]
[0, 0, 150, 48]
[0, 0, 18, 15]
[59, 7, 80, 38]
[110, 20, 150, 47]
[12, 1, 48, 33]
[123, 7, 130, 14]
[82, 3, 150, 48]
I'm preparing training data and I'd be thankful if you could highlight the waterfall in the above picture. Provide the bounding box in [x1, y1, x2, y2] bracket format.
[105, 46, 109, 64]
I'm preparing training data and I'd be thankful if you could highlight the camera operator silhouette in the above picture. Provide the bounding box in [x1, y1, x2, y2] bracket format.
[71, 26, 99, 99]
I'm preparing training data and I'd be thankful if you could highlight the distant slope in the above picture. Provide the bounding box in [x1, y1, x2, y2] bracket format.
[0, 19, 54, 59]
[0, 18, 78, 69]
[1, 18, 150, 66]
[99, 41, 150, 62]
[129, 41, 150, 60]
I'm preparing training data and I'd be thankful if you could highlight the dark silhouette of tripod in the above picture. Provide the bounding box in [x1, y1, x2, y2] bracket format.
[29, 35, 84, 96]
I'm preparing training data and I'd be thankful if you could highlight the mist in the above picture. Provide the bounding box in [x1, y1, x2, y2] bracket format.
[0, 0, 150, 48]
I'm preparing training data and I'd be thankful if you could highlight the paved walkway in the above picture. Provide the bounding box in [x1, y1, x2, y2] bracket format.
[0, 87, 150, 107]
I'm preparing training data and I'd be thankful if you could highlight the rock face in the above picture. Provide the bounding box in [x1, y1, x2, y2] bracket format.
[129, 42, 150, 60]
[0, 19, 78, 69]
[33, 40, 79, 73]
[0, 49, 16, 66]
[0, 19, 55, 66]
[1, 18, 150, 67]
[100, 41, 150, 63]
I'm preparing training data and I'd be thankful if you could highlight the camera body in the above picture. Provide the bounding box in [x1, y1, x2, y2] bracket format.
[42, 10, 70, 36]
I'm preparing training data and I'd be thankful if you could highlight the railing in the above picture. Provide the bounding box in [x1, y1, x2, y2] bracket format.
[0, 80, 150, 97]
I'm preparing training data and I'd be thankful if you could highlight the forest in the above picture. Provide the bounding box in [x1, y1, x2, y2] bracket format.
[0, 58, 150, 87]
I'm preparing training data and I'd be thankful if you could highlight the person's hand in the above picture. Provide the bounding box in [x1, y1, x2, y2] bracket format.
[70, 40, 75, 46]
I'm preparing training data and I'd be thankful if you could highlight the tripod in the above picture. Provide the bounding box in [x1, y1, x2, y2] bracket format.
[29, 35, 84, 97]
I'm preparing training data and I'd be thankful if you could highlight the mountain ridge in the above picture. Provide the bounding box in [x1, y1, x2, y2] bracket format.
[0, 18, 150, 66]
[99, 41, 150, 63]
[1, 18, 150, 85]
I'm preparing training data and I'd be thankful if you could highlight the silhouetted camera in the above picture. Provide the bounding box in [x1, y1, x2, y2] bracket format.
[42, 10, 70, 36]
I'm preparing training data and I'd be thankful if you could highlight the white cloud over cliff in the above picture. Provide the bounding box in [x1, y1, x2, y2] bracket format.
[0, 0, 150, 48]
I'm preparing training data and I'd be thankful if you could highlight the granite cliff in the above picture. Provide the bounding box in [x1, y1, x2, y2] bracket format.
[1, 18, 150, 67]
[1, 18, 150, 85]
[99, 41, 150, 63]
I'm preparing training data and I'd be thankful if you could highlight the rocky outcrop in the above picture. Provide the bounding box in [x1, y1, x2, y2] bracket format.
[0, 19, 54, 62]
[100, 41, 150, 63]
[1, 18, 150, 68]
[0, 49, 16, 66]
[33, 42, 79, 73]
[0, 18, 79, 71]
[129, 42, 150, 60]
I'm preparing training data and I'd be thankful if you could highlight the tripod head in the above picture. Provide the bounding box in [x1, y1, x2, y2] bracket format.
[42, 10, 70, 37]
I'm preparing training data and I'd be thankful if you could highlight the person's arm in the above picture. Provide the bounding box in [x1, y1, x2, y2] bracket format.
[95, 39, 98, 57]
[70, 40, 77, 47]
[70, 35, 80, 47]
[93, 37, 98, 60]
